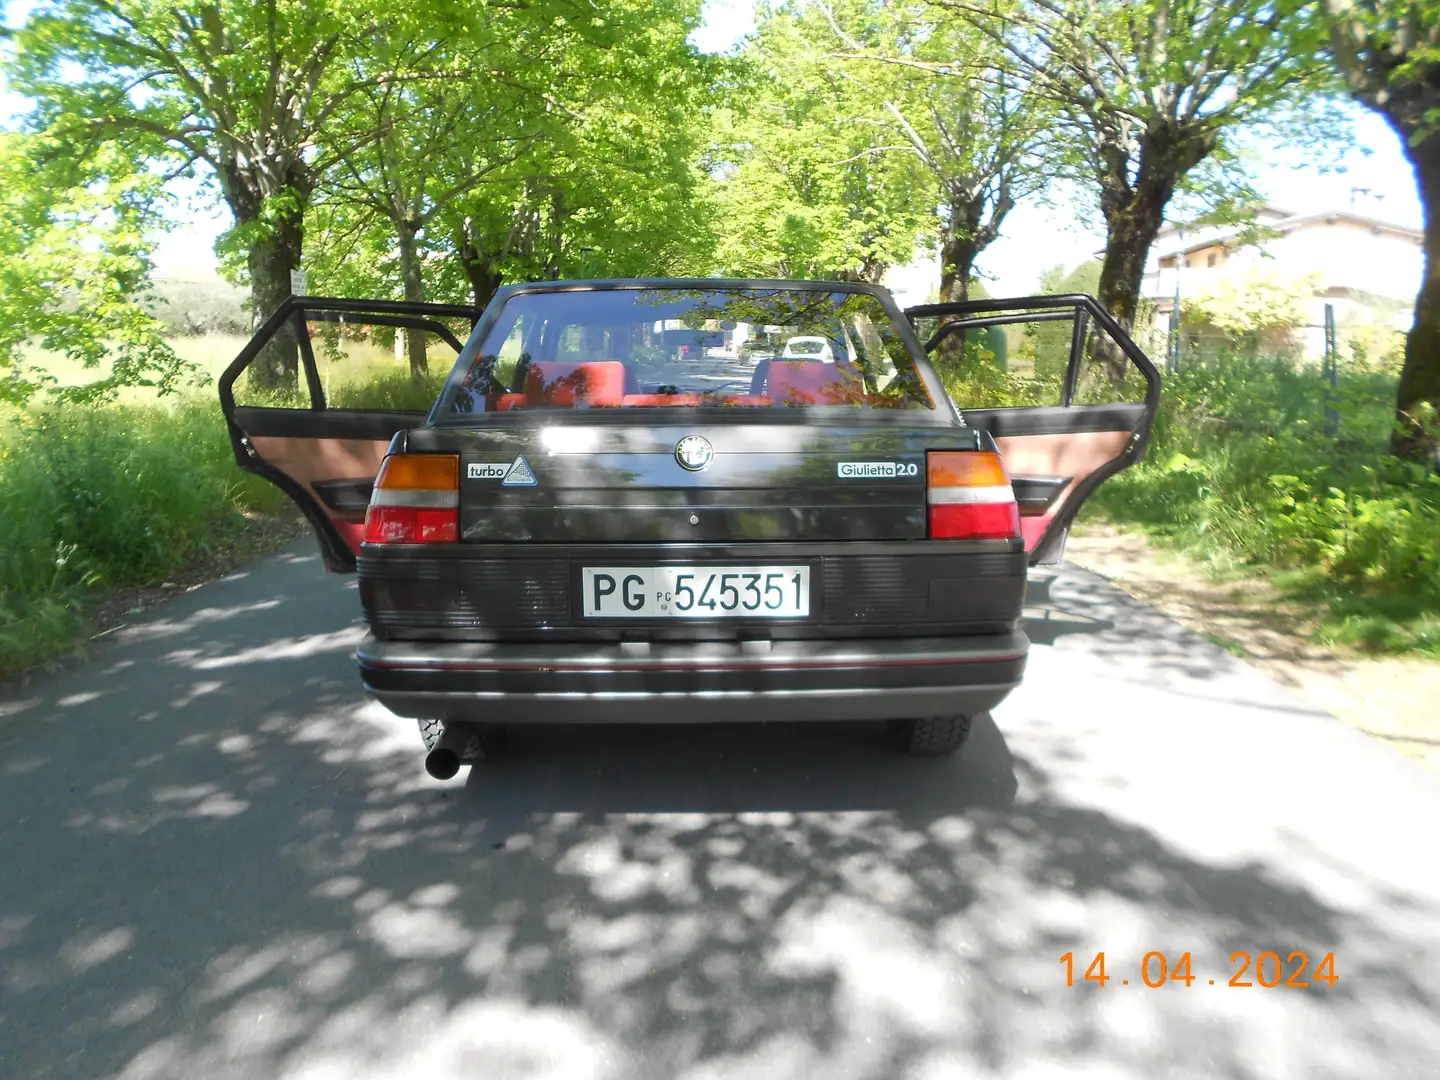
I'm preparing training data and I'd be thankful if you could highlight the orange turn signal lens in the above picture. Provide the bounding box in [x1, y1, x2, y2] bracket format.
[927, 450, 1009, 488]
[374, 454, 459, 491]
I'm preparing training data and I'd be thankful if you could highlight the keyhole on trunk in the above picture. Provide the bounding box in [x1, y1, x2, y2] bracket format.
[689, 514, 699, 525]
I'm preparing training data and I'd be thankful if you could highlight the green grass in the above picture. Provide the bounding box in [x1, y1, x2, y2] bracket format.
[24, 331, 449, 410]
[0, 333, 457, 678]
[0, 395, 288, 676]
[20, 333, 251, 405]
[1085, 353, 1440, 656]
[234, 338, 450, 411]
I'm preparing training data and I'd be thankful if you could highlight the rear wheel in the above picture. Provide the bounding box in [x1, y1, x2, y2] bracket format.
[417, 719, 508, 761]
[886, 715, 973, 756]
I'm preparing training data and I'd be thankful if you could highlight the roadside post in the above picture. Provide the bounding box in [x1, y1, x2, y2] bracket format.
[1323, 303, 1338, 436]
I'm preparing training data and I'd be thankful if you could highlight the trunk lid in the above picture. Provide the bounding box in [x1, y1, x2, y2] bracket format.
[416, 420, 978, 543]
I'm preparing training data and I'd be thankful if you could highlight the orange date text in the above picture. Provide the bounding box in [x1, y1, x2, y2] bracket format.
[1060, 951, 1338, 989]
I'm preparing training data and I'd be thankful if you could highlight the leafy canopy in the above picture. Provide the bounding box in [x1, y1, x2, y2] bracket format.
[708, 1, 933, 280]
[0, 133, 195, 406]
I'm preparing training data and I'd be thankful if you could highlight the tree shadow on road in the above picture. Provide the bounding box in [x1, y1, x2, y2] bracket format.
[0, 547, 1436, 1079]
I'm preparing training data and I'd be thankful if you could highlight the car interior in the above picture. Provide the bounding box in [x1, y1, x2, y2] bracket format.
[480, 313, 879, 411]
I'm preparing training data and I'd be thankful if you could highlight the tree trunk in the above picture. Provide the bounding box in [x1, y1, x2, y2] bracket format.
[456, 222, 507, 310]
[934, 210, 982, 370]
[1092, 127, 1212, 380]
[245, 204, 305, 390]
[396, 221, 428, 378]
[1094, 183, 1169, 332]
[1392, 130, 1440, 463]
[218, 157, 310, 392]
[836, 262, 889, 285]
[545, 190, 566, 280]
[466, 260, 505, 311]
[939, 227, 979, 305]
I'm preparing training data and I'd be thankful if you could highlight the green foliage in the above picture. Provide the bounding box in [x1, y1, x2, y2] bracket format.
[1032, 262, 1105, 380]
[1182, 264, 1319, 345]
[796, 0, 1053, 295]
[0, 133, 197, 405]
[956, 0, 1338, 326]
[327, 370, 449, 411]
[1088, 354, 1440, 654]
[143, 278, 250, 337]
[306, 0, 714, 310]
[0, 396, 285, 675]
[707, 2, 933, 279]
[1038, 261, 1103, 297]
[1341, 319, 1407, 374]
[943, 356, 1063, 409]
[1325, 1, 1440, 138]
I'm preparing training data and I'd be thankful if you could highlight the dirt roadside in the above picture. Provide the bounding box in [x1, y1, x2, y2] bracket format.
[86, 507, 312, 637]
[1066, 522, 1440, 772]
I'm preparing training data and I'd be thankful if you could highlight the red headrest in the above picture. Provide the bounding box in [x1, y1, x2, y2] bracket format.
[766, 361, 865, 405]
[526, 361, 626, 407]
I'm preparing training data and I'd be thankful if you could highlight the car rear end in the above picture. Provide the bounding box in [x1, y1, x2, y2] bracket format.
[350, 282, 1030, 761]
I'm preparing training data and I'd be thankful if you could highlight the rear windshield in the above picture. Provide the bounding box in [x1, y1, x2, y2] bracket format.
[442, 287, 934, 413]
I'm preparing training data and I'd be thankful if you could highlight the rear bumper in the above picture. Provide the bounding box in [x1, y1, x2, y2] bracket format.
[356, 630, 1028, 724]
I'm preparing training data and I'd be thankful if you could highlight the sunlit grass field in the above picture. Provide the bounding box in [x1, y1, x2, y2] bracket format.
[19, 333, 251, 405]
[20, 332, 440, 408]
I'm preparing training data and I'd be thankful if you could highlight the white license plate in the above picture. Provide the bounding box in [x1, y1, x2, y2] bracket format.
[581, 565, 811, 618]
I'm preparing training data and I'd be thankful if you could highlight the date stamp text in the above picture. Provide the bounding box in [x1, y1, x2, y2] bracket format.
[1061, 951, 1339, 988]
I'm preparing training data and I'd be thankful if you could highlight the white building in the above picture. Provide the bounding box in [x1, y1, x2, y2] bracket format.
[1141, 205, 1422, 359]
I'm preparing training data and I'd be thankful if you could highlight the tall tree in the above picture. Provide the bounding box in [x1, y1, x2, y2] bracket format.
[711, 3, 932, 281]
[1325, 1, 1440, 462]
[307, 0, 712, 329]
[431, 3, 718, 306]
[309, 36, 542, 375]
[817, 0, 1050, 304]
[8, 0, 456, 386]
[937, 0, 1334, 343]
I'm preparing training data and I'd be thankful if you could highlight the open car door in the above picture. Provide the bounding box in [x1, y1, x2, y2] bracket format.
[218, 297, 479, 572]
[906, 294, 1161, 565]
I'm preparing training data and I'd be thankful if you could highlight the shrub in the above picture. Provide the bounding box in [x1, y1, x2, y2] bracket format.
[0, 397, 285, 675]
[1180, 265, 1319, 358]
[1088, 350, 1440, 653]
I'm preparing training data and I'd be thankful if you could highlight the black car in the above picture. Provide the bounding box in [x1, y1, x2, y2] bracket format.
[220, 279, 1159, 777]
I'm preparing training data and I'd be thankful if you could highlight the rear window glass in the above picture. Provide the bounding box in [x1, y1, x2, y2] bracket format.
[441, 287, 934, 413]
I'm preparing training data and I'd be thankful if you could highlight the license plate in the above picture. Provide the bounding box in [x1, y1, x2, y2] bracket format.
[581, 565, 811, 618]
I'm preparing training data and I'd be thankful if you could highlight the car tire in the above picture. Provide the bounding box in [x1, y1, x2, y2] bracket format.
[417, 719, 508, 761]
[886, 715, 973, 756]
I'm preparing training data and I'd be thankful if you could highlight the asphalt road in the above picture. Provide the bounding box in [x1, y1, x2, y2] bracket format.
[2, 539, 1438, 1080]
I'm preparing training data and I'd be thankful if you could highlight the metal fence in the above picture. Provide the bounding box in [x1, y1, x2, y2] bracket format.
[1165, 299, 1344, 435]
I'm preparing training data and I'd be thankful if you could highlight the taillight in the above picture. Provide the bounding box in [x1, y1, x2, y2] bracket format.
[926, 451, 1021, 540]
[362, 454, 459, 544]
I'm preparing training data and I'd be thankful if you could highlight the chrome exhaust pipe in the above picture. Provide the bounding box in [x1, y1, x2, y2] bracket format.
[425, 722, 475, 780]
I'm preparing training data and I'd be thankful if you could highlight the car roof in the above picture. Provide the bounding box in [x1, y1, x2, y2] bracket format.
[487, 278, 898, 302]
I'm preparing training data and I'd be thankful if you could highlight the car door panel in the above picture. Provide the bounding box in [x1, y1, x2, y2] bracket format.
[962, 402, 1146, 437]
[905, 295, 1160, 566]
[244, 429, 400, 556]
[219, 298, 479, 572]
[982, 426, 1132, 551]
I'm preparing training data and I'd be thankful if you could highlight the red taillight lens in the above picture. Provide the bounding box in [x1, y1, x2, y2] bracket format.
[362, 506, 459, 544]
[363, 454, 459, 545]
[926, 451, 1021, 540]
[927, 501, 1022, 540]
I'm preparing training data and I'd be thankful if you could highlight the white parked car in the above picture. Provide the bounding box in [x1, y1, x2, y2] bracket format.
[780, 336, 835, 362]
